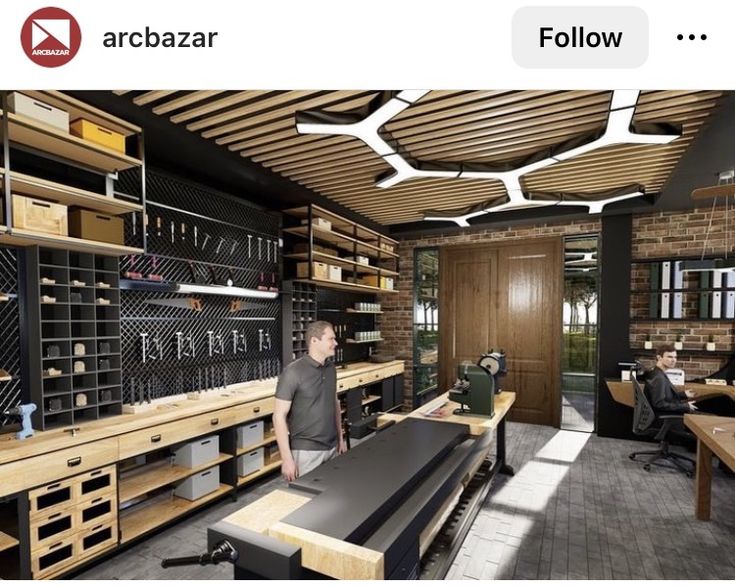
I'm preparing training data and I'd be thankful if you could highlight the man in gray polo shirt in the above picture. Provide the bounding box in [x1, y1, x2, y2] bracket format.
[273, 320, 346, 481]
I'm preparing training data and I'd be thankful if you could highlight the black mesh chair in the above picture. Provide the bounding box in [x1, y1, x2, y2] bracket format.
[628, 377, 695, 477]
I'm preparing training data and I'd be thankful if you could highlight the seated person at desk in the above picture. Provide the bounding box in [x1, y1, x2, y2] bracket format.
[646, 344, 697, 414]
[273, 321, 346, 482]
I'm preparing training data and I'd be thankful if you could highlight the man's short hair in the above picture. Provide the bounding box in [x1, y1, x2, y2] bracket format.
[656, 343, 676, 357]
[306, 320, 333, 346]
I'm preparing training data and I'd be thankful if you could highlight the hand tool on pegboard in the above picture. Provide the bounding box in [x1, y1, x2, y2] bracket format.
[148, 256, 163, 282]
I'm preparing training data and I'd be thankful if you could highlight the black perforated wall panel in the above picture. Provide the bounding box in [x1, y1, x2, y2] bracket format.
[0, 248, 21, 426]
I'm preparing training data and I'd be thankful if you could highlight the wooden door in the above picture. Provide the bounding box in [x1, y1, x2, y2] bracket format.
[439, 239, 562, 427]
[439, 245, 498, 394]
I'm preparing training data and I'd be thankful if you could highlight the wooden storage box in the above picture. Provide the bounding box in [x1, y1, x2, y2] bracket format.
[237, 447, 264, 477]
[345, 255, 370, 266]
[68, 209, 124, 245]
[300, 217, 331, 231]
[12, 194, 68, 235]
[8, 92, 69, 131]
[380, 242, 395, 254]
[70, 119, 126, 153]
[296, 261, 329, 280]
[359, 275, 394, 289]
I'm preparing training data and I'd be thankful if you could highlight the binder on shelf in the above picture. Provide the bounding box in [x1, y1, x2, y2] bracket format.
[712, 271, 723, 290]
[649, 291, 659, 318]
[700, 271, 710, 291]
[660, 292, 670, 319]
[699, 291, 711, 318]
[725, 272, 735, 289]
[712, 291, 722, 319]
[661, 261, 671, 290]
[672, 292, 683, 319]
[673, 261, 684, 289]
[725, 291, 735, 319]
[649, 262, 660, 290]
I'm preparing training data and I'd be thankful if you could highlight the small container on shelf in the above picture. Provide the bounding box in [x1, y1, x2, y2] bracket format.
[12, 194, 68, 235]
[7, 92, 70, 130]
[70, 119, 126, 152]
[706, 335, 716, 352]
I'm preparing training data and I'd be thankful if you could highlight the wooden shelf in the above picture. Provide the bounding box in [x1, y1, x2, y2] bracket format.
[283, 251, 398, 277]
[346, 338, 384, 344]
[236, 460, 282, 486]
[345, 308, 383, 314]
[236, 433, 277, 456]
[294, 278, 398, 295]
[283, 226, 398, 260]
[4, 110, 142, 173]
[120, 484, 231, 544]
[362, 395, 382, 406]
[630, 347, 733, 357]
[7, 171, 142, 216]
[0, 531, 19, 552]
[0, 228, 143, 256]
[119, 453, 232, 503]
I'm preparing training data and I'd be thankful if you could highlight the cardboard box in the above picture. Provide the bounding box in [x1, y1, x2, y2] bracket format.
[300, 217, 332, 231]
[68, 209, 124, 245]
[236, 420, 264, 449]
[237, 447, 264, 477]
[172, 435, 220, 468]
[296, 261, 329, 280]
[70, 119, 126, 153]
[174, 466, 219, 501]
[328, 264, 342, 282]
[359, 275, 394, 289]
[8, 93, 69, 132]
[12, 194, 67, 235]
[345, 255, 370, 266]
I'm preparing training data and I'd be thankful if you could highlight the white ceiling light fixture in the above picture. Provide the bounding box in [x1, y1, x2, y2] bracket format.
[377, 154, 460, 188]
[296, 90, 430, 157]
[555, 189, 645, 213]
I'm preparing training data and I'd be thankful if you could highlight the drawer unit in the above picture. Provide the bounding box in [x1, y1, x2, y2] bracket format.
[237, 420, 264, 449]
[230, 397, 273, 426]
[237, 447, 264, 477]
[77, 465, 116, 501]
[30, 509, 75, 552]
[12, 194, 68, 236]
[28, 477, 75, 517]
[78, 520, 118, 560]
[78, 494, 116, 532]
[8, 92, 69, 131]
[70, 118, 125, 152]
[174, 466, 220, 501]
[118, 409, 232, 459]
[68, 209, 124, 245]
[172, 435, 220, 468]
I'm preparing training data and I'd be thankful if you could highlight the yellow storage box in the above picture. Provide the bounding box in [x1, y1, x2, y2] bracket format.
[70, 119, 126, 153]
[296, 261, 329, 280]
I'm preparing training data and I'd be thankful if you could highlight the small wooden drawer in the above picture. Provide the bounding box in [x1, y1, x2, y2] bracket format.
[75, 465, 116, 500]
[32, 535, 77, 579]
[230, 398, 274, 426]
[78, 520, 118, 560]
[29, 477, 75, 517]
[30, 509, 75, 552]
[118, 409, 233, 459]
[77, 494, 116, 532]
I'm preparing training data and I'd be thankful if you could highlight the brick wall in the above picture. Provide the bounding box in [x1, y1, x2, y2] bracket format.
[377, 218, 601, 404]
[631, 206, 735, 377]
[379, 205, 735, 406]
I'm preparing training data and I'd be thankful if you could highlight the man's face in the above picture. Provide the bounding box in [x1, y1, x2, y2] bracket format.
[312, 327, 338, 358]
[658, 351, 677, 369]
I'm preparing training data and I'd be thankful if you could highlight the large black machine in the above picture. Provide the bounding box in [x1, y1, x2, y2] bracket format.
[449, 350, 507, 417]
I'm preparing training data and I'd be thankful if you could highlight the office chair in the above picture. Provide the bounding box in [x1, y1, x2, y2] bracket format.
[628, 377, 695, 477]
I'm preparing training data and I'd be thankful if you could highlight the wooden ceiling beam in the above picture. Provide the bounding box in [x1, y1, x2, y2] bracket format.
[153, 90, 225, 115]
[170, 90, 271, 123]
[133, 90, 178, 106]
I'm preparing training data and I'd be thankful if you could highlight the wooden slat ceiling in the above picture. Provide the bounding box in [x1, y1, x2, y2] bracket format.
[119, 90, 723, 225]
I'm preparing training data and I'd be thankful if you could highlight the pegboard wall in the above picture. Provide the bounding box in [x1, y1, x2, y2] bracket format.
[0, 248, 21, 426]
[117, 170, 282, 405]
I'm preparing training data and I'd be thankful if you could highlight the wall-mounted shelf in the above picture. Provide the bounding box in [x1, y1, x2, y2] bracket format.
[630, 347, 733, 357]
[119, 279, 278, 299]
[0, 228, 144, 256]
[346, 338, 384, 344]
[295, 278, 398, 294]
[283, 251, 399, 277]
[345, 308, 383, 314]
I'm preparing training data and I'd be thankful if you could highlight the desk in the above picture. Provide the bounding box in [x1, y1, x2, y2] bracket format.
[214, 390, 515, 579]
[683, 414, 735, 521]
[606, 379, 735, 409]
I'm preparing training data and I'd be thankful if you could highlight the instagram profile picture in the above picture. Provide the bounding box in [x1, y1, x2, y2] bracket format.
[21, 7, 82, 67]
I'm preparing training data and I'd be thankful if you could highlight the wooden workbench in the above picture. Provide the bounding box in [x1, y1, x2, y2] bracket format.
[217, 390, 516, 580]
[683, 414, 735, 521]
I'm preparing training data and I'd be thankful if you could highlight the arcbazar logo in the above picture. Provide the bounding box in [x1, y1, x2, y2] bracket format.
[20, 7, 81, 67]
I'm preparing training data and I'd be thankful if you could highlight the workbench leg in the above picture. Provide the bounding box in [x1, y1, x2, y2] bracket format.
[497, 418, 515, 476]
[695, 439, 713, 521]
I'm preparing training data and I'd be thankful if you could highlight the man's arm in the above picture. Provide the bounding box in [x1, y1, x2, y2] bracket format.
[335, 394, 346, 454]
[273, 398, 298, 481]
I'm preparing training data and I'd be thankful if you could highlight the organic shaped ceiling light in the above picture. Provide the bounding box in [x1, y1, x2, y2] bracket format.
[295, 90, 680, 226]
